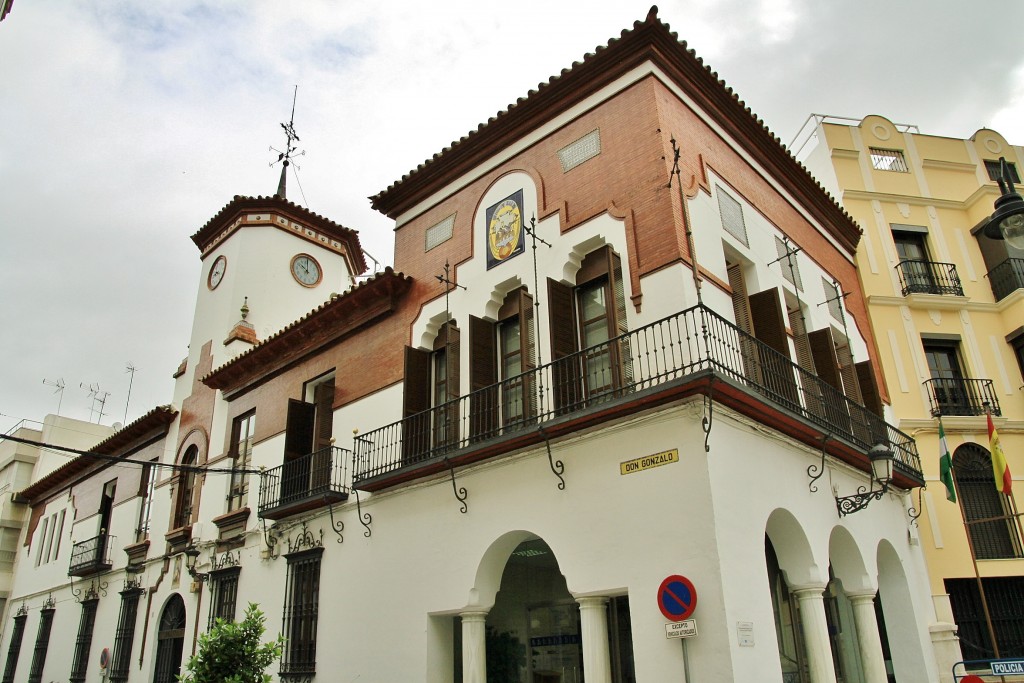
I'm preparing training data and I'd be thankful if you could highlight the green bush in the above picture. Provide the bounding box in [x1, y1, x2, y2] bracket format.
[179, 603, 284, 683]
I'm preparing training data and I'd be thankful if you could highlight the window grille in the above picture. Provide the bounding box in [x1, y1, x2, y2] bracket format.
[717, 187, 748, 246]
[26, 607, 54, 683]
[69, 599, 99, 683]
[109, 588, 143, 683]
[558, 129, 601, 172]
[869, 148, 909, 172]
[209, 567, 241, 630]
[281, 549, 322, 676]
[954, 443, 1023, 559]
[946, 576, 1024, 660]
[1, 613, 26, 683]
[986, 159, 1021, 184]
[425, 215, 455, 252]
[136, 460, 156, 542]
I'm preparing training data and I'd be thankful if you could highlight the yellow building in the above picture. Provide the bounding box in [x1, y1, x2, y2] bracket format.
[802, 114, 1024, 665]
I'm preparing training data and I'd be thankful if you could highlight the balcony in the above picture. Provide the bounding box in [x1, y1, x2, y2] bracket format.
[354, 304, 922, 491]
[258, 446, 350, 520]
[896, 260, 964, 297]
[68, 533, 114, 577]
[924, 378, 1001, 417]
[987, 258, 1024, 302]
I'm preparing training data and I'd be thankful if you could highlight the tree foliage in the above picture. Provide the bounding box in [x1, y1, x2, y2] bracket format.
[179, 603, 284, 683]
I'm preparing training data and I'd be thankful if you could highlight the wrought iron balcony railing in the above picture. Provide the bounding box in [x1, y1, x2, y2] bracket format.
[987, 258, 1024, 302]
[354, 304, 922, 487]
[68, 532, 114, 577]
[258, 446, 350, 520]
[924, 378, 1001, 417]
[896, 260, 964, 297]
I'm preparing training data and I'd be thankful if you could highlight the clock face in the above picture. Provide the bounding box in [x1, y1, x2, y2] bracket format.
[208, 255, 227, 290]
[291, 254, 322, 287]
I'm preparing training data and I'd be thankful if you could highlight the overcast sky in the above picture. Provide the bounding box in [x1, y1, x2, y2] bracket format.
[2, 0, 1023, 435]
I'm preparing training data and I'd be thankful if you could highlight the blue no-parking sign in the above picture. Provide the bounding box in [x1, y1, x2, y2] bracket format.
[658, 575, 697, 621]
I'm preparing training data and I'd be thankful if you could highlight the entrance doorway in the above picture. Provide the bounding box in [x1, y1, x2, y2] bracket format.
[153, 595, 186, 683]
[470, 538, 635, 682]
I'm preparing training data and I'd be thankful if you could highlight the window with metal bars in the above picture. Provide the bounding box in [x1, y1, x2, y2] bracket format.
[1, 613, 26, 683]
[281, 548, 322, 676]
[869, 147, 909, 172]
[953, 443, 1024, 559]
[26, 607, 54, 683]
[136, 459, 157, 543]
[109, 588, 143, 683]
[69, 599, 99, 683]
[208, 567, 241, 630]
[946, 576, 1024, 660]
[173, 446, 198, 529]
[986, 159, 1021, 184]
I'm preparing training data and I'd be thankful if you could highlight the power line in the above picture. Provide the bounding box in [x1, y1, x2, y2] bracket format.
[0, 433, 265, 477]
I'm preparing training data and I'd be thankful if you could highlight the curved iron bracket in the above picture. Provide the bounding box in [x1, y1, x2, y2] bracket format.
[354, 488, 372, 537]
[325, 496, 344, 544]
[836, 484, 888, 517]
[260, 516, 279, 560]
[444, 457, 468, 514]
[701, 378, 716, 453]
[908, 485, 926, 526]
[538, 425, 565, 490]
[808, 433, 830, 493]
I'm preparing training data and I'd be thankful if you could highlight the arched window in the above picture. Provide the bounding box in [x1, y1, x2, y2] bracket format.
[173, 447, 198, 530]
[953, 443, 1022, 559]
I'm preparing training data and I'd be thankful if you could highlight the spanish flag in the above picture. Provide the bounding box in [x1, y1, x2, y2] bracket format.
[938, 419, 956, 502]
[988, 412, 1012, 495]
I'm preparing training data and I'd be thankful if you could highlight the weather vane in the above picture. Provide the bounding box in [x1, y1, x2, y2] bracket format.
[269, 85, 306, 200]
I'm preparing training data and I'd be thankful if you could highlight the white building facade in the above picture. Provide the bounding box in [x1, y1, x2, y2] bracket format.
[1, 10, 949, 683]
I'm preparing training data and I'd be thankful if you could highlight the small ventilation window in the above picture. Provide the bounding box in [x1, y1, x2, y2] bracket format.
[425, 214, 455, 252]
[822, 278, 843, 321]
[869, 148, 909, 172]
[985, 159, 1021, 184]
[558, 130, 601, 172]
[717, 187, 748, 246]
[775, 237, 802, 291]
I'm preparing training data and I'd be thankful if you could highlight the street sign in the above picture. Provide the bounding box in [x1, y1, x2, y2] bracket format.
[992, 659, 1024, 675]
[658, 575, 697, 621]
[665, 619, 697, 639]
[620, 449, 679, 475]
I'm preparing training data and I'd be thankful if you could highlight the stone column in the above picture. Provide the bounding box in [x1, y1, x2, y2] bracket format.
[848, 592, 888, 683]
[792, 585, 839, 683]
[460, 611, 488, 683]
[577, 596, 612, 683]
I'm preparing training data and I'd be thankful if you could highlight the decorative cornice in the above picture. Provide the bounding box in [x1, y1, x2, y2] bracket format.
[203, 269, 412, 396]
[920, 158, 977, 173]
[16, 405, 177, 503]
[368, 7, 862, 255]
[191, 195, 368, 275]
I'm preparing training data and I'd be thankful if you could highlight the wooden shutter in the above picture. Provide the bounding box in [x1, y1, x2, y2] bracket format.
[749, 288, 799, 405]
[856, 360, 884, 417]
[807, 328, 852, 435]
[834, 342, 863, 404]
[284, 400, 315, 461]
[403, 346, 431, 464]
[549, 278, 581, 413]
[787, 305, 822, 418]
[469, 315, 497, 440]
[311, 380, 335, 490]
[727, 263, 758, 383]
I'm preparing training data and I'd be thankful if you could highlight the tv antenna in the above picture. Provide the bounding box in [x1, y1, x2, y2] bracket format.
[269, 85, 306, 202]
[42, 378, 65, 416]
[80, 382, 110, 424]
[124, 362, 137, 423]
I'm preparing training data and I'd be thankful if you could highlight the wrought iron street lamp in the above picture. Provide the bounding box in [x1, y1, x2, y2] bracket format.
[982, 157, 1024, 250]
[183, 544, 207, 581]
[835, 443, 895, 516]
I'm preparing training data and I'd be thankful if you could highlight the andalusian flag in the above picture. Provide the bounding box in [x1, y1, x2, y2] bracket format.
[938, 419, 956, 502]
[988, 411, 1012, 495]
